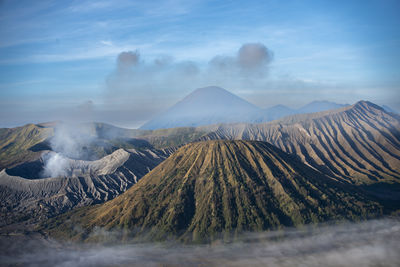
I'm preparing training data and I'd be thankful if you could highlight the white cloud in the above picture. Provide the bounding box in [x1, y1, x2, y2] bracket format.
[100, 40, 112, 46]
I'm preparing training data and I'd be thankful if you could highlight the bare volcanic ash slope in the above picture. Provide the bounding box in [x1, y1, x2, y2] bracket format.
[201, 101, 400, 185]
[0, 148, 173, 227]
[44, 140, 382, 243]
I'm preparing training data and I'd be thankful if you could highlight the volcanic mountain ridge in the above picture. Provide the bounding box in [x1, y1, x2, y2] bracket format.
[44, 140, 381, 243]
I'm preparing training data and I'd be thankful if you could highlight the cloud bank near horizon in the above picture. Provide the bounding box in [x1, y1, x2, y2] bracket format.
[105, 43, 274, 105]
[1, 218, 399, 267]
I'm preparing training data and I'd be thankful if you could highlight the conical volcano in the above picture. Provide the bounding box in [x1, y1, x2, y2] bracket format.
[140, 86, 260, 129]
[46, 140, 381, 242]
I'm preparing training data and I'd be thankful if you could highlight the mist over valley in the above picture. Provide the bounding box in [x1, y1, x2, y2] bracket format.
[1, 0, 400, 266]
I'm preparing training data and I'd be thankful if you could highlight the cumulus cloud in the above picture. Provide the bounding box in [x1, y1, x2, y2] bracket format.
[104, 43, 273, 105]
[238, 43, 273, 69]
[209, 43, 273, 74]
[98, 43, 276, 127]
[177, 61, 200, 76]
[153, 54, 173, 67]
[209, 55, 235, 72]
[106, 53, 138, 102]
[116, 51, 140, 72]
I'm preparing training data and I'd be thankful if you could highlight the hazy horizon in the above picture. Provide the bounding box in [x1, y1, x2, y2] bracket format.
[1, 0, 399, 128]
[0, 88, 356, 129]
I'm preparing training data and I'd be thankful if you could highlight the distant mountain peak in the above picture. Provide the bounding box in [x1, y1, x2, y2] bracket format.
[139, 86, 385, 130]
[140, 86, 260, 130]
[297, 100, 348, 114]
[266, 104, 292, 110]
[178, 86, 256, 107]
[308, 100, 338, 104]
[353, 100, 385, 111]
[191, 85, 229, 94]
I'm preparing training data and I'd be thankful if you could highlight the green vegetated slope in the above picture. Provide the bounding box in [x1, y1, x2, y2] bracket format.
[44, 140, 381, 243]
[2, 101, 399, 185]
[134, 127, 210, 149]
[0, 124, 53, 169]
[89, 122, 212, 150]
[0, 122, 206, 169]
[92, 122, 209, 149]
[201, 101, 400, 184]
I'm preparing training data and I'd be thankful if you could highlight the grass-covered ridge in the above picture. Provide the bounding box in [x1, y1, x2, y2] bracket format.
[0, 122, 209, 169]
[0, 124, 53, 169]
[43, 140, 382, 243]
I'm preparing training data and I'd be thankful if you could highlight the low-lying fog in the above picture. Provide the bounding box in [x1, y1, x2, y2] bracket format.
[1, 218, 399, 267]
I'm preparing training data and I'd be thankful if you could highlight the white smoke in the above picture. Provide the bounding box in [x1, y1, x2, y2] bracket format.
[40, 153, 69, 178]
[49, 122, 94, 159]
[40, 102, 97, 178]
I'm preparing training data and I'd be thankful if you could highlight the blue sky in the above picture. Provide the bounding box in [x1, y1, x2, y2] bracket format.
[0, 0, 399, 127]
